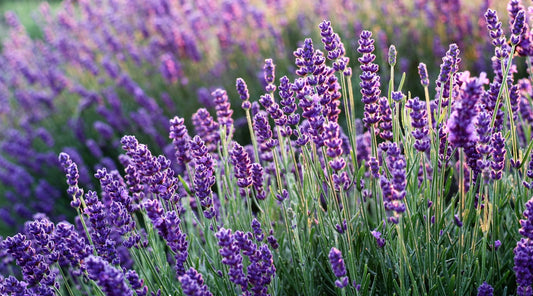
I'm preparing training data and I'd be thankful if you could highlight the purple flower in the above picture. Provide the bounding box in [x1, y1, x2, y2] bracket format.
[510, 9, 526, 46]
[263, 59, 276, 93]
[406, 97, 429, 152]
[477, 282, 494, 296]
[126, 270, 147, 296]
[435, 44, 461, 107]
[260, 94, 287, 127]
[212, 89, 234, 137]
[335, 219, 347, 234]
[253, 113, 276, 161]
[190, 136, 216, 219]
[230, 142, 253, 189]
[490, 132, 506, 180]
[293, 38, 317, 77]
[216, 228, 247, 289]
[514, 238, 533, 295]
[143, 199, 188, 276]
[236, 78, 251, 109]
[382, 143, 406, 223]
[418, 63, 430, 87]
[251, 163, 266, 200]
[319, 20, 350, 73]
[378, 97, 393, 142]
[192, 108, 220, 154]
[447, 77, 482, 149]
[328, 247, 348, 288]
[178, 268, 213, 296]
[53, 221, 93, 273]
[485, 9, 506, 49]
[324, 122, 344, 167]
[169, 116, 191, 166]
[494, 240, 502, 251]
[251, 218, 264, 242]
[358, 30, 381, 128]
[371, 230, 386, 248]
[84, 190, 119, 264]
[58, 152, 83, 208]
[85, 255, 133, 296]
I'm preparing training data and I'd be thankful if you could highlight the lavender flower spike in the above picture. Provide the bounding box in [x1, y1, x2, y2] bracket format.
[418, 63, 430, 87]
[329, 247, 348, 288]
[358, 30, 381, 128]
[264, 59, 276, 93]
[447, 77, 482, 149]
[179, 268, 213, 296]
[190, 135, 216, 219]
[85, 255, 133, 296]
[236, 78, 251, 110]
[477, 282, 494, 296]
[58, 152, 83, 208]
[212, 89, 234, 137]
[169, 116, 191, 166]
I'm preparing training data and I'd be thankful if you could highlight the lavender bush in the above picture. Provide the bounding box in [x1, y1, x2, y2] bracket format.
[0, 0, 513, 232]
[2, 0, 533, 295]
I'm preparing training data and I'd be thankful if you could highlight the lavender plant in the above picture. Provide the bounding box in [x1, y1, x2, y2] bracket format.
[2, 0, 533, 295]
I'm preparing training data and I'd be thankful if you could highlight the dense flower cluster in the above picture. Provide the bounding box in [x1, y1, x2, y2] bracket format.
[2, 1, 533, 295]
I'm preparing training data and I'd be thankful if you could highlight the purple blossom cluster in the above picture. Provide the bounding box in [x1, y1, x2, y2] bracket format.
[190, 136, 216, 219]
[216, 226, 275, 295]
[328, 247, 348, 288]
[515, 197, 533, 295]
[381, 143, 406, 224]
[358, 30, 381, 128]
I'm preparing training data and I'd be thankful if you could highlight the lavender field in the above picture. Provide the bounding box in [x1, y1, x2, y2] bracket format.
[1, 0, 532, 295]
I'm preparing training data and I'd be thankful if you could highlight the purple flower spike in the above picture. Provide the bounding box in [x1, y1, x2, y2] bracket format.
[215, 228, 247, 289]
[190, 136, 216, 219]
[169, 116, 191, 166]
[264, 59, 276, 93]
[485, 9, 506, 48]
[319, 20, 349, 73]
[447, 77, 482, 149]
[85, 255, 133, 296]
[378, 97, 393, 142]
[524, 152, 533, 188]
[435, 44, 461, 106]
[477, 282, 494, 296]
[58, 152, 83, 208]
[371, 230, 386, 248]
[126, 270, 148, 296]
[251, 163, 266, 200]
[212, 89, 234, 137]
[144, 199, 189, 276]
[230, 142, 253, 190]
[192, 108, 220, 153]
[514, 238, 533, 296]
[329, 247, 348, 288]
[236, 78, 251, 110]
[179, 268, 213, 296]
[406, 97, 429, 152]
[253, 113, 276, 162]
[418, 63, 430, 87]
[511, 10, 526, 46]
[490, 132, 506, 180]
[358, 30, 381, 128]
